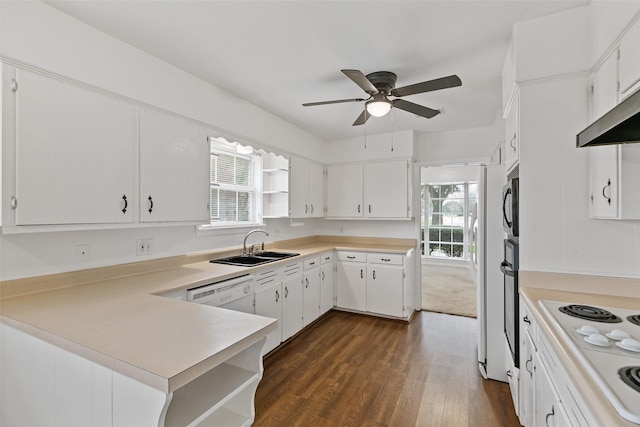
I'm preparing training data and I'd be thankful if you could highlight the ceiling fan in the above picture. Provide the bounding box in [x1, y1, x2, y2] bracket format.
[303, 69, 462, 126]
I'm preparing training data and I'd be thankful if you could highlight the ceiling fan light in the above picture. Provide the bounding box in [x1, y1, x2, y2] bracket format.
[366, 100, 391, 117]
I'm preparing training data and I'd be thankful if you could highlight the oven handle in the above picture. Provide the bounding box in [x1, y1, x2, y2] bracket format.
[500, 261, 515, 277]
[503, 188, 513, 227]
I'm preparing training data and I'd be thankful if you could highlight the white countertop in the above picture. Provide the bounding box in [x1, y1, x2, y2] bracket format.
[0, 236, 416, 393]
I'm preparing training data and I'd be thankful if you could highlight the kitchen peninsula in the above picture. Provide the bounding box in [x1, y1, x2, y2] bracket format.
[0, 236, 416, 426]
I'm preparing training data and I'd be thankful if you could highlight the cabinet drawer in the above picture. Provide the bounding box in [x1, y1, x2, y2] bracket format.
[337, 251, 366, 262]
[303, 256, 320, 270]
[366, 253, 403, 266]
[320, 252, 334, 264]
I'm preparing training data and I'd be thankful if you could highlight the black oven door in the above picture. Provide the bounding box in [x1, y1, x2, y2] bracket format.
[501, 238, 519, 367]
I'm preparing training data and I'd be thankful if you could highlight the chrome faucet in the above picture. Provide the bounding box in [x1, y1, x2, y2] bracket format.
[243, 229, 269, 256]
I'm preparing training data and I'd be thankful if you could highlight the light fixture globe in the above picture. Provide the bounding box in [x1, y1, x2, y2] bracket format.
[366, 94, 391, 117]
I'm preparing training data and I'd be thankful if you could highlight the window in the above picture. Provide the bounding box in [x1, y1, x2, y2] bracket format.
[422, 182, 477, 260]
[209, 138, 262, 226]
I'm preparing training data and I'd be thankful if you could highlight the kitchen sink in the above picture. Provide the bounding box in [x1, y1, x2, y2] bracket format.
[210, 251, 299, 267]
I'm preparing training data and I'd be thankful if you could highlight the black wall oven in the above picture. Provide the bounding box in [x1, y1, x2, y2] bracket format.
[502, 177, 519, 239]
[501, 238, 519, 367]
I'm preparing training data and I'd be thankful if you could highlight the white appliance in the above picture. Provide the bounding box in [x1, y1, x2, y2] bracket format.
[540, 300, 640, 424]
[476, 163, 508, 381]
[187, 274, 255, 314]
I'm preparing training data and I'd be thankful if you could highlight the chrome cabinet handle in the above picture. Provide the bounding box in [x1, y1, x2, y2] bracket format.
[122, 194, 128, 214]
[368, 204, 372, 213]
[360, 269, 363, 279]
[275, 289, 280, 302]
[381, 258, 391, 262]
[347, 256, 356, 259]
[310, 204, 314, 213]
[357, 204, 361, 213]
[285, 286, 289, 298]
[147, 195, 154, 213]
[372, 270, 376, 280]
[322, 271, 325, 280]
[305, 278, 309, 288]
[305, 204, 308, 213]
[602, 179, 612, 206]
[523, 316, 531, 325]
[309, 261, 315, 266]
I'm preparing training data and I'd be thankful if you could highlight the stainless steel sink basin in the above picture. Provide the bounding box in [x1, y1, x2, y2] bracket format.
[210, 251, 299, 267]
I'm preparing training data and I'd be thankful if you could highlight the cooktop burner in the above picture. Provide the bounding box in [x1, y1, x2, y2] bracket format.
[559, 304, 623, 323]
[628, 315, 640, 327]
[619, 366, 640, 393]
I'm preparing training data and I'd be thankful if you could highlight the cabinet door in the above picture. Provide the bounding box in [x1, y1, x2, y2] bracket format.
[619, 20, 640, 99]
[336, 261, 366, 311]
[320, 263, 335, 315]
[504, 93, 519, 174]
[289, 155, 309, 218]
[364, 160, 408, 218]
[15, 69, 135, 225]
[282, 274, 304, 341]
[520, 330, 535, 427]
[326, 164, 363, 217]
[307, 160, 324, 217]
[303, 268, 321, 326]
[254, 284, 283, 354]
[139, 109, 210, 223]
[534, 353, 561, 427]
[590, 50, 620, 219]
[366, 264, 404, 317]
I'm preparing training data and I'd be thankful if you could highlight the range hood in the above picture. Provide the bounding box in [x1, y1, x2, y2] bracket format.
[577, 88, 640, 147]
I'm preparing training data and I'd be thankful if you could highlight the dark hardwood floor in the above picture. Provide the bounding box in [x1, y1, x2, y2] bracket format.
[254, 310, 520, 427]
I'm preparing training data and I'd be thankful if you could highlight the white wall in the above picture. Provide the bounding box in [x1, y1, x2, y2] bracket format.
[0, 2, 324, 280]
[415, 126, 500, 166]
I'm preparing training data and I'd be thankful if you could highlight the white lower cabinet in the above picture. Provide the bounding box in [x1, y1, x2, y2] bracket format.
[518, 298, 595, 427]
[336, 251, 410, 319]
[505, 339, 520, 417]
[282, 266, 304, 341]
[254, 267, 282, 355]
[319, 252, 335, 315]
[302, 257, 321, 327]
[336, 252, 367, 311]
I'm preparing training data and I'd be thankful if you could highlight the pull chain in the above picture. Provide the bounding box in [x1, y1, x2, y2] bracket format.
[391, 108, 395, 152]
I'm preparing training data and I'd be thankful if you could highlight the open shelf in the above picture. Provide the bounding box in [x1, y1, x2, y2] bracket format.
[164, 363, 258, 427]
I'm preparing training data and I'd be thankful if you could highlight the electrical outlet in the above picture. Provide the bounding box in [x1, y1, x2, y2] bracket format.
[76, 244, 90, 262]
[136, 238, 153, 256]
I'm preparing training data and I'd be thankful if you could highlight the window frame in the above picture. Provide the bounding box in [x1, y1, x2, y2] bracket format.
[204, 138, 263, 229]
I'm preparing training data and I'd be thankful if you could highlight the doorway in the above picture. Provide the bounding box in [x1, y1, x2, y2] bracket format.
[420, 166, 481, 318]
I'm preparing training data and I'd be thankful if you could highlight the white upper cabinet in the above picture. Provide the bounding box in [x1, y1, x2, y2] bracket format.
[504, 92, 520, 174]
[618, 17, 640, 99]
[139, 109, 210, 223]
[590, 50, 620, 219]
[589, 44, 640, 220]
[364, 160, 409, 218]
[289, 155, 323, 218]
[326, 163, 364, 218]
[14, 69, 135, 225]
[326, 160, 410, 219]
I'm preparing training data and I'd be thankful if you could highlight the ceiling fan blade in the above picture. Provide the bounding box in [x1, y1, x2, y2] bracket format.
[392, 99, 440, 119]
[391, 75, 462, 97]
[352, 109, 370, 126]
[302, 97, 366, 107]
[342, 69, 378, 94]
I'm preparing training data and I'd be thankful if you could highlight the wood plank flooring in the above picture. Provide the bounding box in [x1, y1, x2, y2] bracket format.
[254, 310, 520, 427]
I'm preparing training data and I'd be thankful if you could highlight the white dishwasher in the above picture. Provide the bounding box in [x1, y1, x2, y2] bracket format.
[186, 274, 255, 314]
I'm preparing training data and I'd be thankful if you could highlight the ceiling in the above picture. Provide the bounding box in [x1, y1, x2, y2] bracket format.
[47, 1, 588, 141]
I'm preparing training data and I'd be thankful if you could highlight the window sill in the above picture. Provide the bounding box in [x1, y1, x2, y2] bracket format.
[196, 223, 266, 237]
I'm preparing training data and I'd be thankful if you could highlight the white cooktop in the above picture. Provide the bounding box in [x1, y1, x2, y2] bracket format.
[539, 300, 640, 425]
